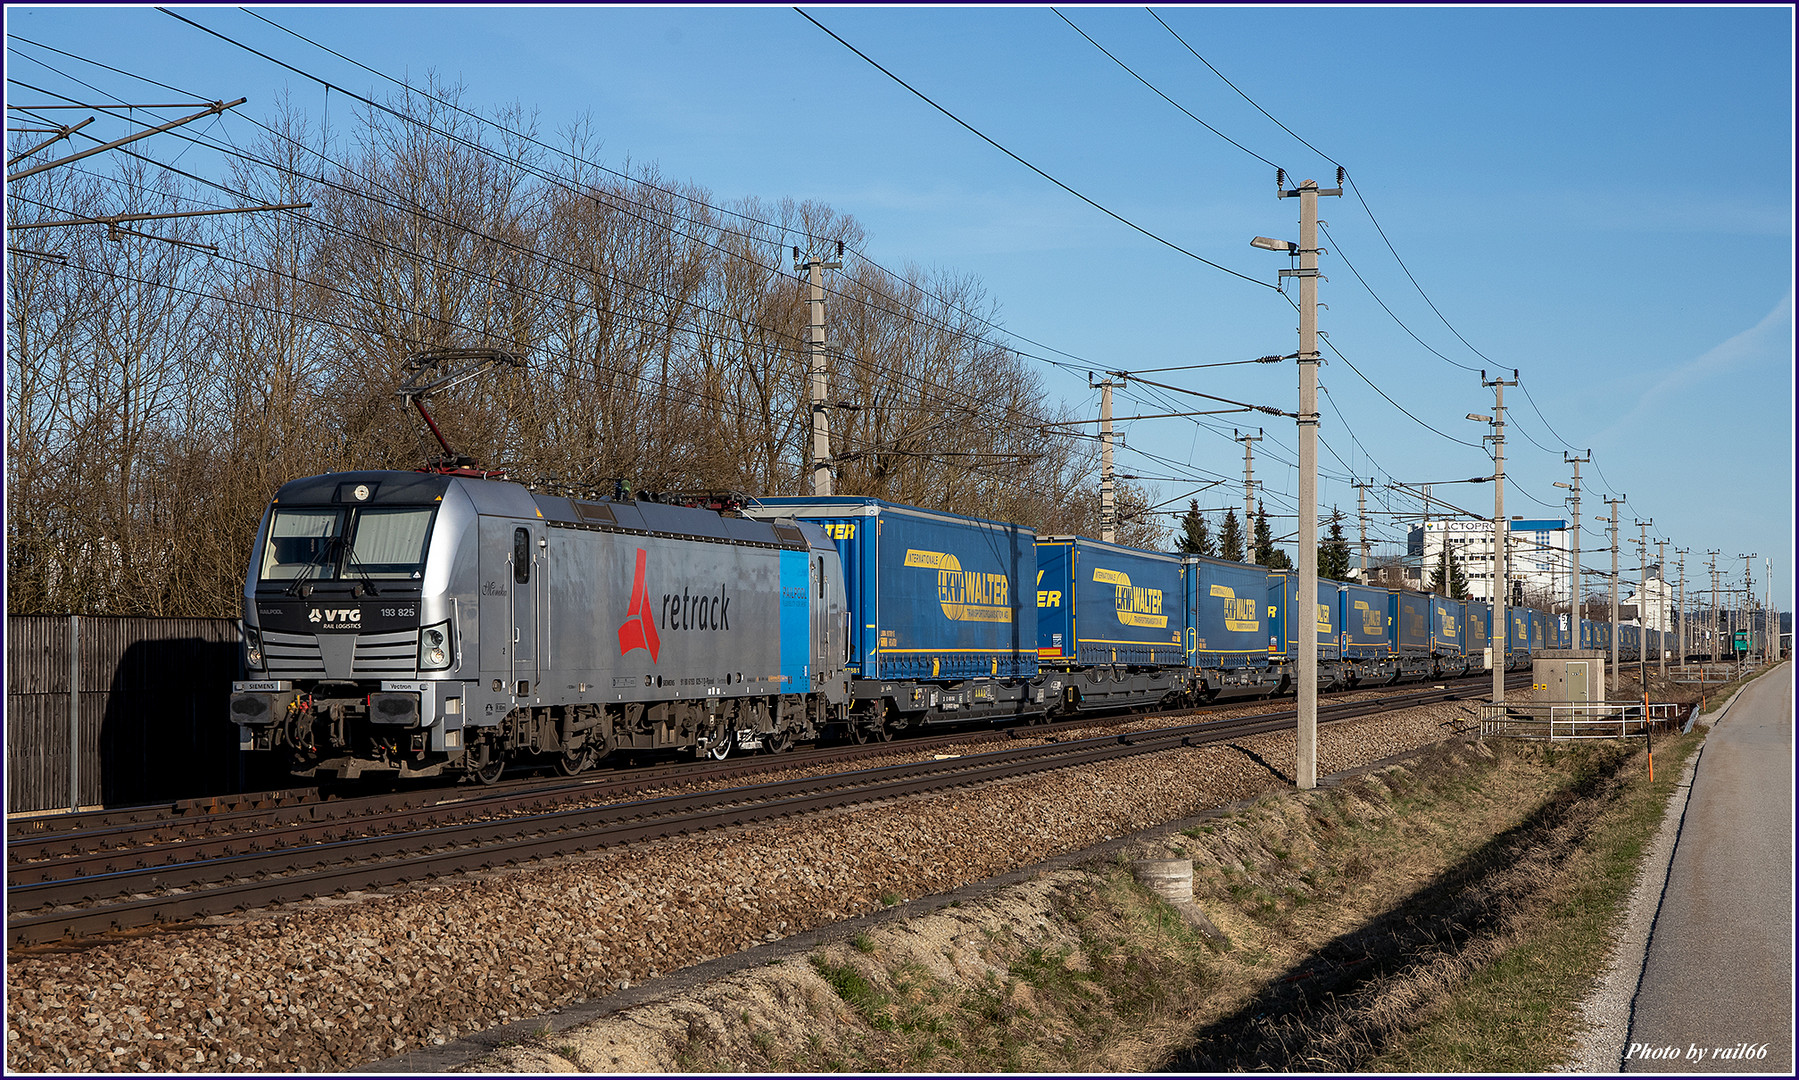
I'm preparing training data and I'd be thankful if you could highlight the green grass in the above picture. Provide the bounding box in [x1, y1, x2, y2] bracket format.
[810, 956, 893, 1031]
[1366, 729, 1705, 1071]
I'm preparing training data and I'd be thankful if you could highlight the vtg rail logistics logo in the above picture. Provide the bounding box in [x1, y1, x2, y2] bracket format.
[307, 607, 362, 629]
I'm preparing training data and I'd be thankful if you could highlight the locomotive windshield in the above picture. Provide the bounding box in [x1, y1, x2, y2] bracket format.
[258, 505, 437, 582]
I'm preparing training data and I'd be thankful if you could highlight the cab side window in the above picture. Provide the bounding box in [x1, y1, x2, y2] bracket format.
[513, 528, 530, 584]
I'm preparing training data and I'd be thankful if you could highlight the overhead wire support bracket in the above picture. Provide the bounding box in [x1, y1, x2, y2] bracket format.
[9, 201, 313, 233]
[395, 349, 525, 476]
[6, 115, 94, 167]
[5, 97, 246, 183]
[1106, 370, 1296, 418]
[105, 223, 216, 252]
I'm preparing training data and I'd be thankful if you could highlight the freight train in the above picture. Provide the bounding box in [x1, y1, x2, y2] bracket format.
[229, 474, 1666, 783]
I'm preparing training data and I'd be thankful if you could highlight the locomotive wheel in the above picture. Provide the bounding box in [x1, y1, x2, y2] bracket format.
[762, 728, 793, 755]
[706, 730, 734, 760]
[471, 753, 505, 785]
[555, 745, 594, 776]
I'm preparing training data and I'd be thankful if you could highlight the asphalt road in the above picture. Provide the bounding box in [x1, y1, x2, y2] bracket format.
[1623, 666, 1794, 1073]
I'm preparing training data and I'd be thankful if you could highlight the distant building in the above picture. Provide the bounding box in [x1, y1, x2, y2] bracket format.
[1406, 519, 1572, 604]
[1626, 570, 1674, 631]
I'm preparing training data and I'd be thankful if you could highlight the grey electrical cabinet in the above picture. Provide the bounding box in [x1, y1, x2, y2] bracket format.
[1533, 650, 1607, 704]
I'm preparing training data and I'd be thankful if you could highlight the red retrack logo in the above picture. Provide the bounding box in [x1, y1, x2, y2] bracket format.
[617, 548, 661, 663]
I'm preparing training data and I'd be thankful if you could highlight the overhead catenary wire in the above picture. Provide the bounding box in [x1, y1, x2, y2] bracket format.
[13, 19, 1370, 538]
[793, 7, 1276, 291]
[8, 66, 1112, 510]
[1151, 2, 1639, 498]
[10, 24, 1125, 433]
[225, 10, 1125, 389]
[7, 59, 1103, 455]
[1052, 7, 1283, 172]
[12, 17, 1641, 550]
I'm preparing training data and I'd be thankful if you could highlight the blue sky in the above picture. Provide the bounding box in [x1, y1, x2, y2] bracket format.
[6, 4, 1793, 611]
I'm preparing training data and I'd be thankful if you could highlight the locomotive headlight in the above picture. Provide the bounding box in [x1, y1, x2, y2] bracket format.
[245, 627, 264, 670]
[418, 620, 453, 670]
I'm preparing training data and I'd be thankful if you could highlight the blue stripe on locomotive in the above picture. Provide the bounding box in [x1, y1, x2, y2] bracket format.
[779, 549, 812, 692]
[1338, 583, 1390, 657]
[751, 496, 1036, 681]
[1182, 556, 1271, 669]
[1036, 537, 1182, 667]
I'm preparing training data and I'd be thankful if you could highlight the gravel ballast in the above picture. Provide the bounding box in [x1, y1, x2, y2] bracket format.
[5, 701, 1480, 1072]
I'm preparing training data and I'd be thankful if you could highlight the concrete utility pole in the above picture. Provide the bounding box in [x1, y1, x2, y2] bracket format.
[1422, 484, 1433, 592]
[797, 241, 843, 496]
[1352, 478, 1374, 581]
[1478, 371, 1518, 705]
[1236, 429, 1263, 538]
[1093, 374, 1118, 543]
[1740, 553, 1757, 664]
[1635, 519, 1652, 688]
[1600, 496, 1625, 695]
[1557, 452, 1589, 648]
[1707, 551, 1721, 660]
[1676, 547, 1688, 663]
[1259, 170, 1341, 791]
[1656, 538, 1669, 678]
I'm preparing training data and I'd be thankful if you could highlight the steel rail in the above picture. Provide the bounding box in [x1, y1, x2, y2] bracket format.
[7, 679, 1510, 947]
[8, 675, 1500, 868]
[9, 671, 1505, 857]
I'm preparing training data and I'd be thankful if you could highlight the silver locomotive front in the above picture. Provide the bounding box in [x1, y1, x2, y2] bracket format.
[229, 471, 476, 779]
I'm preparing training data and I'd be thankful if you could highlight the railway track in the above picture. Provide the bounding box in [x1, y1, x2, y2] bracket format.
[7, 675, 1521, 947]
[9, 670, 1514, 845]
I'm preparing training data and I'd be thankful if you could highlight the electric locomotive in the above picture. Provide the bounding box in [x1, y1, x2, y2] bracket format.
[230, 471, 850, 782]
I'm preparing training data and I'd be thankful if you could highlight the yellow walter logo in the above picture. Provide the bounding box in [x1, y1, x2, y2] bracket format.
[1096, 567, 1166, 629]
[906, 549, 1011, 623]
[1355, 599, 1382, 636]
[1209, 584, 1259, 633]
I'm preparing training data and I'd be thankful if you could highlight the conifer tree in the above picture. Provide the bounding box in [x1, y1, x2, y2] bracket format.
[1253, 500, 1291, 569]
[1426, 540, 1471, 601]
[1218, 508, 1245, 562]
[1319, 506, 1352, 580]
[1175, 500, 1216, 558]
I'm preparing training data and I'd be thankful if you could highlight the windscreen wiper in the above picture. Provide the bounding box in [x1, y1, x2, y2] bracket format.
[340, 543, 382, 597]
[283, 537, 338, 597]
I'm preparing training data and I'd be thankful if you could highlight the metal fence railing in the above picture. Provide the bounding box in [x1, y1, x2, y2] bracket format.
[1480, 700, 1686, 740]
